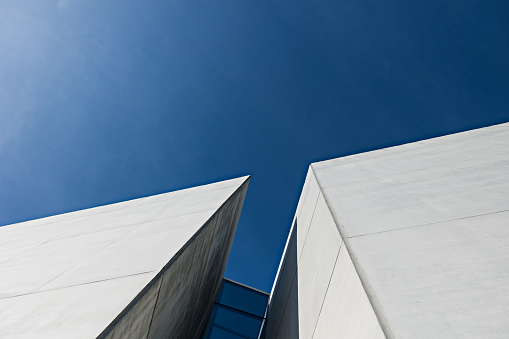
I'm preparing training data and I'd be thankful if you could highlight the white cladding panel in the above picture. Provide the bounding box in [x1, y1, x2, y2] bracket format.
[296, 193, 342, 338]
[313, 122, 509, 338]
[266, 171, 382, 339]
[313, 244, 384, 339]
[0, 176, 249, 339]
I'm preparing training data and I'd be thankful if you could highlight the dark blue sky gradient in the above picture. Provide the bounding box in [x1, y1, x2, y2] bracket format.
[0, 0, 508, 292]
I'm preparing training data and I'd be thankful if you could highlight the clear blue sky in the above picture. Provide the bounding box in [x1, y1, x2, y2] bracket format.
[0, 0, 508, 292]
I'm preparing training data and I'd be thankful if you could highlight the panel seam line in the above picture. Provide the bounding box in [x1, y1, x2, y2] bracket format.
[311, 241, 343, 339]
[0, 271, 156, 300]
[310, 165, 396, 339]
[348, 208, 509, 239]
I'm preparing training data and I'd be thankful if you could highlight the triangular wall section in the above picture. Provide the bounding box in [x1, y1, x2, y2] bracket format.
[0, 176, 250, 339]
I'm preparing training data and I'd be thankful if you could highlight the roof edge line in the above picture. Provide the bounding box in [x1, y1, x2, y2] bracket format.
[310, 164, 396, 339]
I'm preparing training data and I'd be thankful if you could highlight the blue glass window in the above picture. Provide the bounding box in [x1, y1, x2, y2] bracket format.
[201, 279, 269, 339]
[213, 305, 263, 338]
[218, 280, 269, 318]
[208, 326, 246, 339]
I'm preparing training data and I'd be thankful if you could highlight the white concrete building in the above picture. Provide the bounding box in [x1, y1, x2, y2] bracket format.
[2, 122, 509, 339]
[265, 123, 509, 338]
[0, 176, 250, 339]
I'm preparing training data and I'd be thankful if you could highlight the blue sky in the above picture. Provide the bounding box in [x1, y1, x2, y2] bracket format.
[0, 0, 508, 292]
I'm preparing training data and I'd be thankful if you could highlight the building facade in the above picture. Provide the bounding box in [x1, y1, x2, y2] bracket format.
[0, 176, 250, 339]
[265, 122, 509, 338]
[1, 122, 509, 338]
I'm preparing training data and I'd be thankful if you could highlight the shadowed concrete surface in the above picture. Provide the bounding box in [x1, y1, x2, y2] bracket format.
[263, 222, 299, 339]
[0, 176, 249, 339]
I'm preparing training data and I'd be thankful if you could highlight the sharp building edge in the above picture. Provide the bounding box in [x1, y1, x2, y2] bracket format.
[264, 168, 385, 339]
[0, 176, 250, 339]
[265, 122, 509, 338]
[2, 122, 509, 339]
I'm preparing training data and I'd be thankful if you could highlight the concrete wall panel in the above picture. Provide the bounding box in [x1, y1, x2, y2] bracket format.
[311, 123, 509, 337]
[145, 187, 246, 339]
[144, 215, 216, 339]
[0, 273, 154, 338]
[0, 226, 139, 298]
[349, 211, 509, 338]
[297, 193, 342, 339]
[108, 278, 162, 339]
[273, 275, 299, 339]
[314, 124, 509, 237]
[0, 176, 250, 339]
[187, 189, 245, 338]
[313, 245, 384, 339]
[39, 211, 216, 291]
